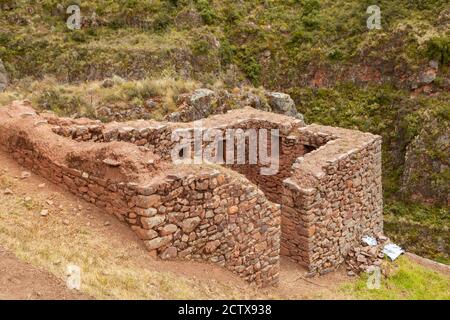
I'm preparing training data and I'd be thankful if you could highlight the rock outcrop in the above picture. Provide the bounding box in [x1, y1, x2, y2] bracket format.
[401, 116, 449, 205]
[165, 88, 304, 123]
[166, 88, 215, 122]
[0, 59, 9, 92]
[266, 92, 303, 121]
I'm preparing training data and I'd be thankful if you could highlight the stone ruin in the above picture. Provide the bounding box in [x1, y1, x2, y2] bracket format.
[0, 101, 383, 287]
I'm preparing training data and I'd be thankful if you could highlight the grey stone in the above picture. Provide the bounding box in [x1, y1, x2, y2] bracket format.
[266, 92, 304, 122]
[419, 69, 436, 84]
[166, 88, 216, 122]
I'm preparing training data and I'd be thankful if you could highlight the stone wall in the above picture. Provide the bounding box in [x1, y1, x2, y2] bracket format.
[281, 125, 383, 274]
[48, 109, 310, 204]
[0, 101, 384, 283]
[0, 102, 280, 286]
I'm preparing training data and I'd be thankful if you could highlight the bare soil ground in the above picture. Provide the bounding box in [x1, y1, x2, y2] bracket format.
[0, 148, 350, 300]
[0, 246, 90, 300]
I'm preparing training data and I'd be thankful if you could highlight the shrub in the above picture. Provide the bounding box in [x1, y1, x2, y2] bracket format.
[191, 38, 211, 56]
[153, 12, 172, 31]
[302, 15, 320, 31]
[36, 88, 86, 116]
[236, 49, 261, 84]
[289, 29, 313, 45]
[301, 0, 320, 16]
[219, 39, 235, 65]
[426, 37, 450, 67]
[328, 49, 344, 61]
[195, 0, 216, 25]
[70, 30, 87, 43]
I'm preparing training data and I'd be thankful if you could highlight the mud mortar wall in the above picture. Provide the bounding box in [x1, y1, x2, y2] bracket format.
[50, 113, 309, 203]
[281, 126, 383, 274]
[0, 104, 281, 287]
[0, 102, 384, 282]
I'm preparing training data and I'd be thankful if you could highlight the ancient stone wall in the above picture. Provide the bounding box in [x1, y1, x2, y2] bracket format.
[0, 101, 384, 283]
[281, 126, 383, 274]
[0, 103, 280, 286]
[49, 110, 309, 203]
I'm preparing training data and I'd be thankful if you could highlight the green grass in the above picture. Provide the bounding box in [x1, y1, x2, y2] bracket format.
[385, 201, 449, 228]
[384, 200, 449, 264]
[344, 256, 450, 300]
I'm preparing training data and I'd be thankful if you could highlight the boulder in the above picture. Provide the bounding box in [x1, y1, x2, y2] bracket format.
[165, 88, 215, 122]
[165, 88, 306, 123]
[187, 88, 215, 118]
[266, 92, 304, 122]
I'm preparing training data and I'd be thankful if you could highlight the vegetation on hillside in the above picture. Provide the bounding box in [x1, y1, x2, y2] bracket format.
[1, 0, 448, 85]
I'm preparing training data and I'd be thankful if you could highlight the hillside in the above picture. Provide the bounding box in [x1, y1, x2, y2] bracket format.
[0, 0, 449, 276]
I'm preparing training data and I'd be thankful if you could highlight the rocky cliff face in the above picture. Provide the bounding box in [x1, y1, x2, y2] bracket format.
[0, 59, 8, 92]
[401, 116, 449, 205]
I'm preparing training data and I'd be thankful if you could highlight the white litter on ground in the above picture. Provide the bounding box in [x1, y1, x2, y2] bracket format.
[382, 243, 404, 261]
[66, 264, 81, 290]
[362, 235, 378, 247]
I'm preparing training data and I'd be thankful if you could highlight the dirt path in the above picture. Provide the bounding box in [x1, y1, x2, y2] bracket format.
[0, 148, 350, 299]
[0, 246, 89, 300]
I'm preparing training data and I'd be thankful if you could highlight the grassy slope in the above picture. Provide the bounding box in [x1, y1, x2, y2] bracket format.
[0, 0, 449, 262]
[1, 0, 448, 83]
[344, 256, 449, 300]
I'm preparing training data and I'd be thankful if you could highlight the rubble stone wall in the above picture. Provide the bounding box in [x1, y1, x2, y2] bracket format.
[0, 104, 280, 286]
[1, 102, 384, 281]
[226, 134, 313, 203]
[281, 126, 383, 274]
[49, 114, 311, 203]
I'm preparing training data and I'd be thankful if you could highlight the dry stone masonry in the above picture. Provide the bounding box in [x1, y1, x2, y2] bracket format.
[0, 101, 383, 286]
